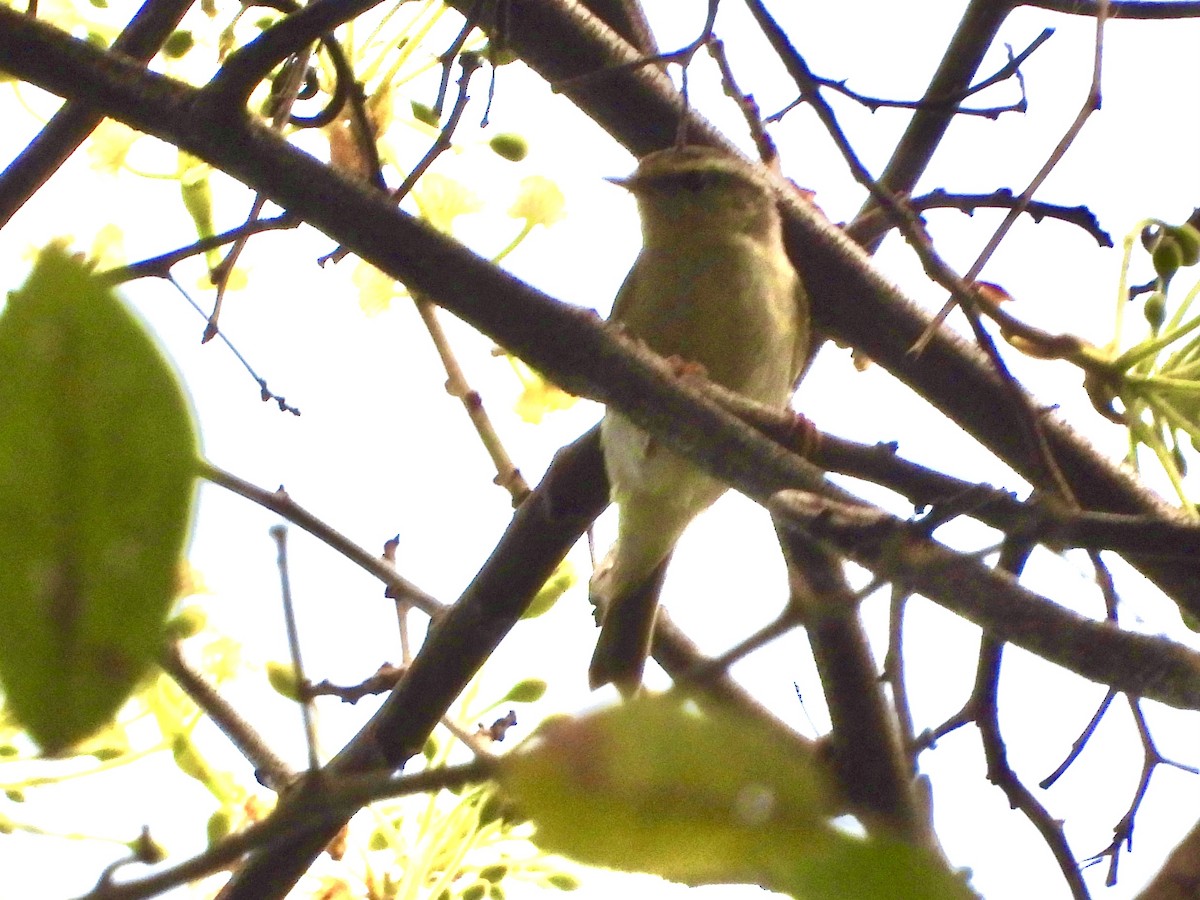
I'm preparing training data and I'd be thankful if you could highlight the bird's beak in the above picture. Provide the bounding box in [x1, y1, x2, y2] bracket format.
[605, 175, 636, 192]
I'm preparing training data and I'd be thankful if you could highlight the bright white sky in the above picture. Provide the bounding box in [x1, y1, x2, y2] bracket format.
[2, 1, 1200, 898]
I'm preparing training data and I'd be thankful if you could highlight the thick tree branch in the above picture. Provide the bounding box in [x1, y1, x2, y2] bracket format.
[1025, 0, 1200, 16]
[774, 526, 933, 849]
[203, 0, 383, 113]
[770, 490, 1200, 710]
[0, 0, 193, 228]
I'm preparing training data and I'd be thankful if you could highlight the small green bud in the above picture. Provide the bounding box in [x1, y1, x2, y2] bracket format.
[5, 789, 24, 803]
[411, 101, 440, 127]
[266, 661, 302, 702]
[162, 31, 195, 59]
[485, 43, 519, 66]
[368, 829, 389, 850]
[523, 562, 574, 619]
[1153, 236, 1183, 283]
[489, 134, 528, 162]
[164, 606, 206, 641]
[546, 873, 581, 890]
[463, 883, 487, 900]
[1173, 441, 1188, 476]
[1144, 291, 1167, 330]
[503, 679, 546, 703]
[207, 809, 232, 846]
[1165, 224, 1200, 267]
[172, 734, 208, 782]
[422, 734, 439, 761]
[479, 864, 508, 883]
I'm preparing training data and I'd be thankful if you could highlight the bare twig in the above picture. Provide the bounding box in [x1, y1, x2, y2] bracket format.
[307, 663, 406, 703]
[771, 28, 1050, 122]
[917, 1, 1111, 344]
[159, 643, 296, 792]
[99, 215, 299, 283]
[882, 585, 917, 763]
[1085, 696, 1199, 887]
[199, 462, 444, 617]
[1043, 688, 1117, 788]
[414, 296, 531, 504]
[706, 35, 777, 166]
[847, 188, 1113, 248]
[269, 526, 321, 772]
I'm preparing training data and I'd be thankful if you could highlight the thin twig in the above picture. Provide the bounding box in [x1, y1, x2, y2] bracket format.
[882, 585, 917, 765]
[1085, 695, 1200, 887]
[270, 525, 321, 772]
[771, 28, 1050, 122]
[99, 215, 299, 283]
[847, 188, 1113, 248]
[705, 35, 777, 167]
[917, 2, 1110, 344]
[159, 642, 296, 791]
[414, 296, 531, 504]
[199, 461, 444, 617]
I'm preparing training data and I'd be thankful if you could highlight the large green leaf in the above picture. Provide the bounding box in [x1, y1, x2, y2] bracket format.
[0, 244, 199, 753]
[500, 694, 974, 900]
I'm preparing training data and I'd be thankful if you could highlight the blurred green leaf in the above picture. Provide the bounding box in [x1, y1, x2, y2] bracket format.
[500, 694, 972, 899]
[0, 245, 198, 753]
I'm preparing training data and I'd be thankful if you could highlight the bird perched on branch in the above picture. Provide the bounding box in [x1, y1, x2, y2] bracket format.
[589, 145, 811, 695]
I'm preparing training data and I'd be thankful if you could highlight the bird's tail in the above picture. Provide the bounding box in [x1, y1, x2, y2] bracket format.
[588, 552, 672, 696]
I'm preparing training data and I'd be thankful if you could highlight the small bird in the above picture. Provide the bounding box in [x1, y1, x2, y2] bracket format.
[588, 145, 811, 695]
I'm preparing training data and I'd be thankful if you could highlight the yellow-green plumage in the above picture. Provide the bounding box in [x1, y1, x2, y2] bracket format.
[589, 146, 810, 695]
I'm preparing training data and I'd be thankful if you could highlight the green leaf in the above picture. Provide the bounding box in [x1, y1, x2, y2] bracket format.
[500, 694, 972, 900]
[0, 244, 198, 753]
